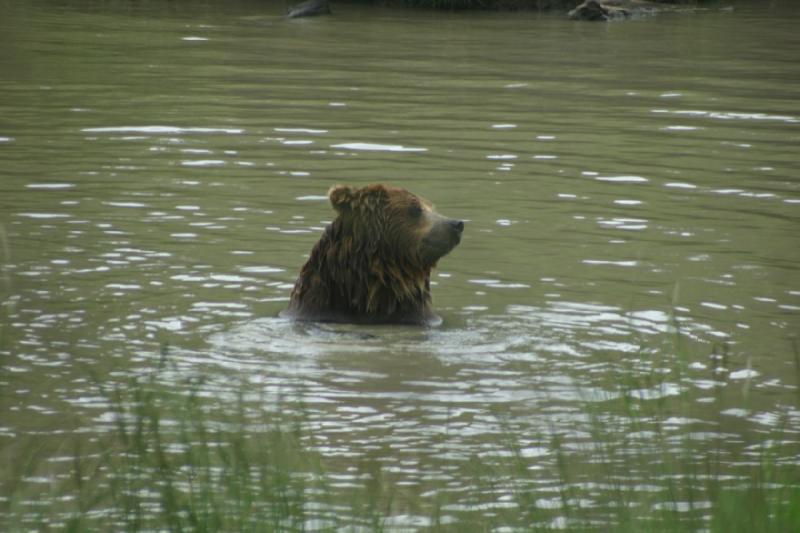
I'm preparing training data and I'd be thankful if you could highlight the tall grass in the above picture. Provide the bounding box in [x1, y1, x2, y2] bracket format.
[1, 360, 329, 531]
[489, 393, 800, 532]
[2, 341, 798, 531]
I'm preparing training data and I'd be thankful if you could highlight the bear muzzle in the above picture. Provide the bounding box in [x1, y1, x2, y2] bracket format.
[420, 216, 464, 266]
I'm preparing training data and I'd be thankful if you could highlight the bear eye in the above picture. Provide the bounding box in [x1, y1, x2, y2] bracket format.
[408, 203, 423, 218]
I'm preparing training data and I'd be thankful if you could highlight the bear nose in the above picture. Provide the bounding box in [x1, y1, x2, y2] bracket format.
[450, 219, 465, 233]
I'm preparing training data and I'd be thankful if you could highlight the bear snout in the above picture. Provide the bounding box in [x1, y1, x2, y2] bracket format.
[448, 219, 464, 246]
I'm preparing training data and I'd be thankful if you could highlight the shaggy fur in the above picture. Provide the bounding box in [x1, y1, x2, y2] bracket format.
[283, 184, 464, 325]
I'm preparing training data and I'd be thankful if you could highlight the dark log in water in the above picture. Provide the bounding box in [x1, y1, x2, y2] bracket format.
[287, 0, 332, 19]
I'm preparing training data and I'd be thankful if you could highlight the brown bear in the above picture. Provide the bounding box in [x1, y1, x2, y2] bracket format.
[282, 184, 464, 325]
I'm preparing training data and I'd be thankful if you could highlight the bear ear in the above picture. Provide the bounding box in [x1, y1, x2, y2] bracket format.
[328, 185, 355, 214]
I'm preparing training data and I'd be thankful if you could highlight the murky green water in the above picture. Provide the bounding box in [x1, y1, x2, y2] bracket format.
[1, 0, 799, 528]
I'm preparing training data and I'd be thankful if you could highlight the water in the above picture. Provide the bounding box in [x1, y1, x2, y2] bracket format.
[1, 0, 799, 528]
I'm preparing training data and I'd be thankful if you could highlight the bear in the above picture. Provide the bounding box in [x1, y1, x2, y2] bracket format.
[282, 184, 464, 326]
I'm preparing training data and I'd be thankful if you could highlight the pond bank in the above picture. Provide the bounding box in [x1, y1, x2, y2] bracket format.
[289, 0, 721, 20]
[346, 0, 713, 11]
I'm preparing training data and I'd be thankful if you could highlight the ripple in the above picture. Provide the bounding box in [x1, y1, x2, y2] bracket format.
[595, 175, 648, 183]
[582, 259, 639, 267]
[26, 183, 75, 189]
[145, 318, 184, 331]
[238, 266, 285, 274]
[597, 217, 648, 230]
[652, 109, 799, 124]
[16, 212, 71, 219]
[613, 199, 642, 206]
[275, 127, 328, 134]
[82, 126, 244, 134]
[331, 142, 427, 152]
[700, 302, 727, 311]
[181, 159, 226, 167]
[105, 283, 141, 291]
[106, 201, 147, 208]
[629, 382, 681, 400]
[729, 369, 759, 380]
[664, 182, 697, 189]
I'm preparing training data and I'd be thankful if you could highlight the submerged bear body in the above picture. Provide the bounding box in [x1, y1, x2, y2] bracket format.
[283, 184, 463, 326]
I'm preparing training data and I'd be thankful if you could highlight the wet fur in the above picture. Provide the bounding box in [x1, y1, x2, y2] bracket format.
[283, 184, 461, 325]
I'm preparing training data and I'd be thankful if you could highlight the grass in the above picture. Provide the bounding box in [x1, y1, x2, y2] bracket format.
[1, 339, 798, 531]
[88, 375, 327, 531]
[1, 357, 326, 531]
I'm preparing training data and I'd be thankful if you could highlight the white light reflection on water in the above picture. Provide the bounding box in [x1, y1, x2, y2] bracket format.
[331, 142, 427, 152]
[16, 212, 71, 219]
[652, 109, 800, 124]
[82, 126, 245, 134]
[595, 175, 649, 183]
[26, 183, 75, 189]
[181, 159, 226, 167]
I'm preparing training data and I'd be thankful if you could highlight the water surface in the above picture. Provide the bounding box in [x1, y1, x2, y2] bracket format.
[1, 0, 799, 528]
